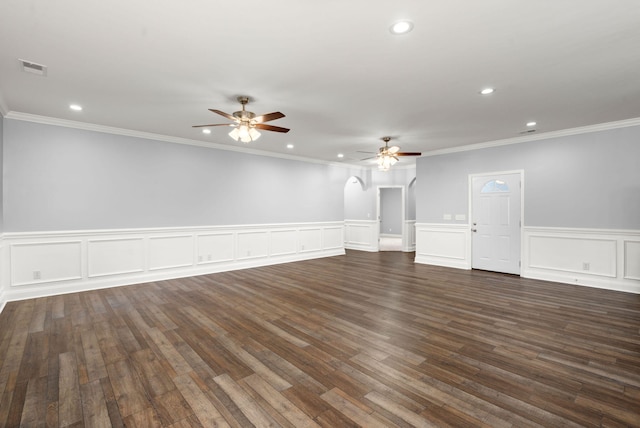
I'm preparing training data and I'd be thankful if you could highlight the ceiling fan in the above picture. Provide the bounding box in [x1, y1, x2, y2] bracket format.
[193, 96, 289, 143]
[363, 137, 421, 170]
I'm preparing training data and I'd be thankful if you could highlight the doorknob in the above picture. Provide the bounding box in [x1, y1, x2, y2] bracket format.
[471, 228, 477, 232]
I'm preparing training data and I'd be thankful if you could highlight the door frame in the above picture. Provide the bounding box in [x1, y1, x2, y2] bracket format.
[376, 185, 405, 251]
[468, 169, 524, 274]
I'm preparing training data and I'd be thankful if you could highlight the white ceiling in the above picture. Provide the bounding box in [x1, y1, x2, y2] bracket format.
[1, 1, 639, 167]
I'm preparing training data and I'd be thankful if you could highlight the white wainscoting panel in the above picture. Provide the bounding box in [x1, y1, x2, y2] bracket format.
[523, 227, 640, 294]
[624, 240, 640, 280]
[528, 235, 616, 277]
[197, 233, 234, 264]
[270, 230, 298, 257]
[11, 241, 83, 286]
[88, 237, 145, 278]
[344, 220, 378, 252]
[149, 235, 194, 270]
[0, 222, 345, 308]
[323, 226, 344, 250]
[299, 228, 322, 253]
[415, 224, 471, 269]
[237, 231, 269, 260]
[404, 220, 416, 252]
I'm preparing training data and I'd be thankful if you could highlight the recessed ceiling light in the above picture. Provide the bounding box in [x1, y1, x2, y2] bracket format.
[479, 88, 495, 95]
[287, 144, 294, 149]
[202, 129, 211, 134]
[337, 153, 344, 158]
[526, 121, 537, 127]
[390, 20, 413, 35]
[69, 104, 82, 111]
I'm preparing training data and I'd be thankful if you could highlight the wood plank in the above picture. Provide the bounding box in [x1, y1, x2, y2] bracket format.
[58, 352, 83, 427]
[105, 358, 151, 418]
[80, 379, 111, 427]
[213, 373, 281, 427]
[173, 372, 229, 427]
[242, 373, 320, 428]
[320, 387, 396, 428]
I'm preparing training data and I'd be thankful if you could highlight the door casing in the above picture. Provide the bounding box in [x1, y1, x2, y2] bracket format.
[468, 170, 524, 274]
[376, 185, 405, 251]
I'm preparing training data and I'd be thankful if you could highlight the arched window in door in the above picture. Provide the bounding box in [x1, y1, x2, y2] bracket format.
[481, 179, 509, 193]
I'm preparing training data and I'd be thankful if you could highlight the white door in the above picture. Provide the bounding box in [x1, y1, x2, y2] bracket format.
[471, 172, 521, 274]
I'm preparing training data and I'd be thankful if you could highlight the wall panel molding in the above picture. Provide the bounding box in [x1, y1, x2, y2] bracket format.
[415, 223, 471, 269]
[88, 237, 145, 278]
[344, 220, 378, 252]
[0, 222, 345, 309]
[11, 240, 83, 286]
[404, 220, 416, 252]
[523, 227, 639, 294]
[624, 240, 640, 280]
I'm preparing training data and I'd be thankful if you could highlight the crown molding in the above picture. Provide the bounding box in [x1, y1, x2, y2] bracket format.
[3, 111, 407, 171]
[423, 117, 640, 157]
[4, 111, 361, 169]
[8, 111, 635, 168]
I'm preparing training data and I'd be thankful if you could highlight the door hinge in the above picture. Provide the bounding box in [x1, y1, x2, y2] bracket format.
[519, 260, 521, 267]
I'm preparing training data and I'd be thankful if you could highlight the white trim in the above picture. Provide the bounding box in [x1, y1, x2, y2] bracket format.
[423, 117, 640, 157]
[0, 222, 345, 310]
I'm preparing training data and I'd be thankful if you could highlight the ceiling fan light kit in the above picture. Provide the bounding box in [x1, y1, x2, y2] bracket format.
[229, 124, 261, 143]
[376, 136, 421, 171]
[377, 154, 398, 171]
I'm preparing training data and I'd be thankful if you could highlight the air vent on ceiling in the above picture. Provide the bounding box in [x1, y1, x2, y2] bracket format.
[519, 129, 536, 134]
[19, 59, 47, 76]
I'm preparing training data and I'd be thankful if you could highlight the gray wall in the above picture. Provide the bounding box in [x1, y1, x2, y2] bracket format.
[417, 125, 640, 229]
[4, 119, 349, 232]
[380, 187, 402, 234]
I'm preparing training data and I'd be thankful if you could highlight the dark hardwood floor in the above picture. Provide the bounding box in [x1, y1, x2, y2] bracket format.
[1, 250, 639, 427]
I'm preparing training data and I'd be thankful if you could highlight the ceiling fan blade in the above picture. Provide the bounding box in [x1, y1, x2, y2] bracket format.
[396, 152, 422, 156]
[253, 112, 285, 123]
[254, 123, 290, 133]
[192, 123, 233, 128]
[208, 109, 237, 121]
